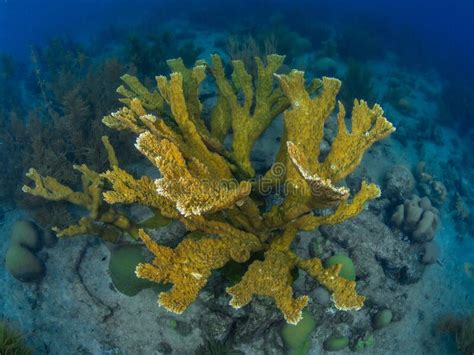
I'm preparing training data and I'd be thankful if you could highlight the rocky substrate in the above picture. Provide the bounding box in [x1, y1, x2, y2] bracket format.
[2, 200, 467, 354]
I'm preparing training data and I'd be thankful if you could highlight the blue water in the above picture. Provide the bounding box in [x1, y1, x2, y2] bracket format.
[2, 1, 473, 124]
[1, 1, 473, 354]
[2, 1, 474, 68]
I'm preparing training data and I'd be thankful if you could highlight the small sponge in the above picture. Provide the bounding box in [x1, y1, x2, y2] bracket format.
[281, 310, 316, 354]
[109, 245, 154, 296]
[324, 254, 356, 281]
[5, 245, 44, 281]
[372, 309, 393, 329]
[323, 335, 349, 352]
[5, 220, 45, 282]
[10, 220, 41, 251]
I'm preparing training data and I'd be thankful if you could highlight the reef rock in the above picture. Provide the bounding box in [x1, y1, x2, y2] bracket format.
[320, 211, 423, 285]
[383, 165, 415, 201]
[199, 307, 234, 342]
[233, 296, 284, 343]
[421, 241, 440, 265]
[416, 162, 447, 207]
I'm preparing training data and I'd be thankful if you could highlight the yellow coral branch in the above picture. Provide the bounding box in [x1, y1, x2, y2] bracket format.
[102, 106, 144, 134]
[227, 248, 308, 325]
[156, 72, 232, 179]
[117, 73, 164, 111]
[271, 74, 340, 177]
[22, 167, 98, 212]
[318, 101, 395, 182]
[101, 135, 118, 168]
[136, 228, 261, 314]
[101, 166, 179, 219]
[135, 132, 251, 217]
[287, 141, 350, 208]
[166, 58, 227, 155]
[211, 54, 289, 176]
[296, 181, 381, 231]
[297, 257, 365, 311]
[183, 215, 262, 250]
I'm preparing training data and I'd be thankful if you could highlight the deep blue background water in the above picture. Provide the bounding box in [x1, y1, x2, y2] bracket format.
[1, 0, 474, 129]
[1, 0, 473, 73]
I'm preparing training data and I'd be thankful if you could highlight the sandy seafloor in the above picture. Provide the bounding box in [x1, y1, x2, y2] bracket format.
[1, 22, 473, 354]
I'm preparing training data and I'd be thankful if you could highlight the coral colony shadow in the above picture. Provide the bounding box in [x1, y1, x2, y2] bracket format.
[1, 1, 474, 354]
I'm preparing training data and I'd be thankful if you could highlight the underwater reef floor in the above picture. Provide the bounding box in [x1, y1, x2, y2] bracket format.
[0, 19, 473, 354]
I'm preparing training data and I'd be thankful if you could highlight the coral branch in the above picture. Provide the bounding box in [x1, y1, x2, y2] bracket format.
[135, 132, 251, 217]
[319, 101, 395, 182]
[211, 54, 289, 176]
[136, 229, 261, 314]
[227, 248, 308, 325]
[22, 167, 99, 213]
[297, 257, 365, 311]
[156, 72, 232, 178]
[287, 141, 350, 208]
[22, 142, 139, 240]
[117, 73, 164, 111]
[23, 53, 395, 324]
[101, 166, 178, 219]
[271, 74, 340, 178]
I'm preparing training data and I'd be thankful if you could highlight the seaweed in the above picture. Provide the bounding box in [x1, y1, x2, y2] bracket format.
[0, 322, 31, 355]
[340, 60, 375, 110]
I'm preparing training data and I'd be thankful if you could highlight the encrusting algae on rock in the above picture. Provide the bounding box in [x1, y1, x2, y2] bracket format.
[22, 54, 395, 324]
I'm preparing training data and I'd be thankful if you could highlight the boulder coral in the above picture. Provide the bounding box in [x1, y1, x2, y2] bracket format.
[22, 54, 395, 324]
[108, 245, 155, 296]
[391, 195, 439, 243]
[281, 310, 316, 355]
[372, 309, 393, 329]
[324, 254, 356, 281]
[383, 165, 415, 201]
[5, 220, 44, 282]
[323, 335, 349, 352]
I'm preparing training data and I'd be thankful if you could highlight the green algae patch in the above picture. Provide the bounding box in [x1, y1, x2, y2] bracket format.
[281, 310, 316, 354]
[323, 335, 349, 351]
[109, 245, 154, 296]
[325, 254, 356, 281]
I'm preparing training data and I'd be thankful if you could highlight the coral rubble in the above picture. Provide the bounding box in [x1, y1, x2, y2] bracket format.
[23, 54, 395, 324]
